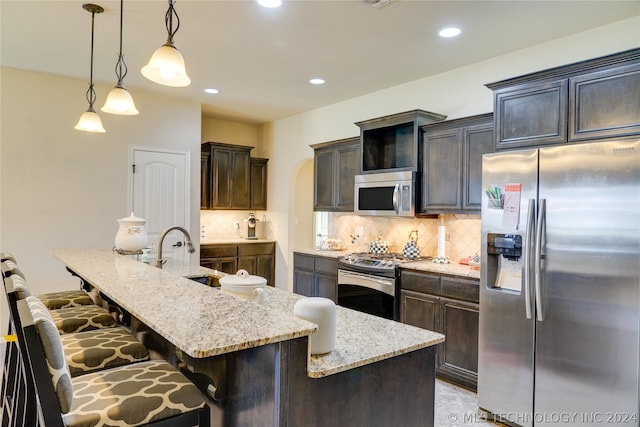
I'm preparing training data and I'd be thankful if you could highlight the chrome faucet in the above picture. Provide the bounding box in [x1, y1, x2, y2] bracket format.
[156, 225, 196, 268]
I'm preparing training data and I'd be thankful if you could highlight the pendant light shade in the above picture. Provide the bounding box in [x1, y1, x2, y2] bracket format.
[75, 3, 105, 133]
[75, 109, 106, 132]
[102, 86, 139, 115]
[141, 0, 190, 87]
[102, 0, 139, 115]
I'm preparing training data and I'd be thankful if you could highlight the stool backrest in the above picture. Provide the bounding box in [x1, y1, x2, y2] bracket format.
[16, 298, 66, 426]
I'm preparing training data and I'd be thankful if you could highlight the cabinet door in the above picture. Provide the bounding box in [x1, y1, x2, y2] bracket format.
[334, 141, 359, 211]
[400, 290, 439, 332]
[237, 256, 257, 275]
[314, 149, 335, 211]
[462, 123, 494, 211]
[256, 254, 275, 287]
[294, 269, 315, 297]
[316, 273, 337, 302]
[569, 63, 640, 141]
[230, 150, 251, 209]
[250, 158, 268, 210]
[495, 80, 568, 149]
[422, 129, 462, 212]
[210, 147, 232, 208]
[200, 151, 210, 209]
[438, 297, 479, 390]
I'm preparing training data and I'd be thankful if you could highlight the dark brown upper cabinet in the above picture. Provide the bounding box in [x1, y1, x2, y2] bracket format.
[487, 48, 640, 150]
[311, 137, 359, 212]
[420, 113, 493, 215]
[201, 142, 268, 210]
[355, 110, 446, 174]
[250, 158, 268, 211]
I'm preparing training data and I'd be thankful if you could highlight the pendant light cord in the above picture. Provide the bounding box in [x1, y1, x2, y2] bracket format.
[86, 8, 97, 110]
[114, 0, 128, 87]
[164, 0, 180, 46]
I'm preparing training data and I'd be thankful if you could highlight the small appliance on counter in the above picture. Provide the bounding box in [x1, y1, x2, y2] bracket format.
[114, 212, 148, 254]
[245, 213, 259, 240]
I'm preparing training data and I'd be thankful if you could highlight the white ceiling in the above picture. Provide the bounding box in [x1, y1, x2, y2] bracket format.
[1, 1, 638, 124]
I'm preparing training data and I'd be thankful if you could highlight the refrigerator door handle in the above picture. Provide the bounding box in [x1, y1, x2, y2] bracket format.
[524, 199, 536, 320]
[534, 198, 546, 321]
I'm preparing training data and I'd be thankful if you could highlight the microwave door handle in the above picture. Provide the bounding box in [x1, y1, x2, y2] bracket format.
[392, 183, 400, 214]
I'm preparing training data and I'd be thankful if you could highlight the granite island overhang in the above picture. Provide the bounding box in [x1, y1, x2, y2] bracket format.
[49, 247, 445, 427]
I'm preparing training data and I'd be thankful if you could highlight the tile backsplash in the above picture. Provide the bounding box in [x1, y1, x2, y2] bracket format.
[200, 211, 270, 241]
[316, 212, 481, 262]
[201, 210, 481, 263]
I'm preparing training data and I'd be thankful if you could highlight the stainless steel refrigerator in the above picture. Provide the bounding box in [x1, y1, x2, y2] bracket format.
[478, 139, 640, 426]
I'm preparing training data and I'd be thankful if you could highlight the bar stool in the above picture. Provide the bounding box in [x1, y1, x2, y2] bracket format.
[18, 298, 210, 427]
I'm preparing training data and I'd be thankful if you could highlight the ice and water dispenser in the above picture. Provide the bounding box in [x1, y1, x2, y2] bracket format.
[486, 233, 523, 292]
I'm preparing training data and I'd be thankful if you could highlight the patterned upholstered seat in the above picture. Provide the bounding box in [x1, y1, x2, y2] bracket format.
[48, 304, 118, 334]
[61, 326, 150, 376]
[18, 298, 210, 427]
[27, 296, 149, 377]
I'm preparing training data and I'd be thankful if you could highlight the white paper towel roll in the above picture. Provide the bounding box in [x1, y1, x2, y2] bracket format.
[293, 297, 336, 355]
[437, 226, 446, 258]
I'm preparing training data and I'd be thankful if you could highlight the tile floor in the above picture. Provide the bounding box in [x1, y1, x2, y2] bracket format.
[435, 379, 506, 426]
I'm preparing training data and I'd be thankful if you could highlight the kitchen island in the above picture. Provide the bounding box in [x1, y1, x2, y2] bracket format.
[50, 247, 444, 426]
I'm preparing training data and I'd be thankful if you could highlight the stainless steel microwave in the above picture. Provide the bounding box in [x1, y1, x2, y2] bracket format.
[354, 171, 415, 217]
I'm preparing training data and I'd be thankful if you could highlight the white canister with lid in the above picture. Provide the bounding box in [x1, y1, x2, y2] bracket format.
[114, 212, 149, 252]
[293, 297, 336, 355]
[219, 270, 269, 304]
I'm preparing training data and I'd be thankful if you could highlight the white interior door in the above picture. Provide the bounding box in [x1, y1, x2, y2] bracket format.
[130, 147, 190, 263]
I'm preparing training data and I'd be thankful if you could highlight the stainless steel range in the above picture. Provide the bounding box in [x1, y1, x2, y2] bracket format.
[338, 252, 429, 320]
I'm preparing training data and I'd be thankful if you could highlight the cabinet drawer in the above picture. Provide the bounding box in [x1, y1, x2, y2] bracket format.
[293, 253, 315, 271]
[238, 242, 274, 256]
[200, 244, 237, 258]
[315, 257, 338, 275]
[441, 277, 479, 303]
[400, 270, 441, 294]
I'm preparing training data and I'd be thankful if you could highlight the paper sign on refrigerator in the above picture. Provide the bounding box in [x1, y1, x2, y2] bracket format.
[502, 183, 521, 229]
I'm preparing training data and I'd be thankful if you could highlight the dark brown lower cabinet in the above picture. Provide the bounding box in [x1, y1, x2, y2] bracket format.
[201, 242, 275, 287]
[293, 252, 338, 302]
[400, 269, 479, 390]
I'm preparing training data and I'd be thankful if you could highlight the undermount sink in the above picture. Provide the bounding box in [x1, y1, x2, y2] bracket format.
[187, 274, 221, 288]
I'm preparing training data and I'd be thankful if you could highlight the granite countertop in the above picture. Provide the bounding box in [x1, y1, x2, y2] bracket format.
[265, 288, 444, 378]
[49, 248, 316, 359]
[200, 238, 276, 245]
[293, 248, 347, 259]
[400, 259, 480, 280]
[49, 247, 444, 378]
[294, 248, 480, 279]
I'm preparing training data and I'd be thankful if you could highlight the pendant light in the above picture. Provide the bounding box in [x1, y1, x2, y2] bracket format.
[101, 0, 139, 115]
[75, 3, 105, 133]
[141, 0, 190, 87]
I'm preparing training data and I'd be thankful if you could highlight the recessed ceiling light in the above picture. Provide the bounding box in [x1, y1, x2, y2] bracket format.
[204, 88, 220, 94]
[257, 0, 282, 8]
[439, 27, 461, 38]
[309, 78, 325, 85]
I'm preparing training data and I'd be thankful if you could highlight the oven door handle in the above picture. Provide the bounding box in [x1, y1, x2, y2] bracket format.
[338, 270, 395, 297]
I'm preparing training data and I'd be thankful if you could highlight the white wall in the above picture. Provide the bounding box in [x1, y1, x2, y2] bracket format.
[265, 17, 640, 290]
[0, 68, 201, 327]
